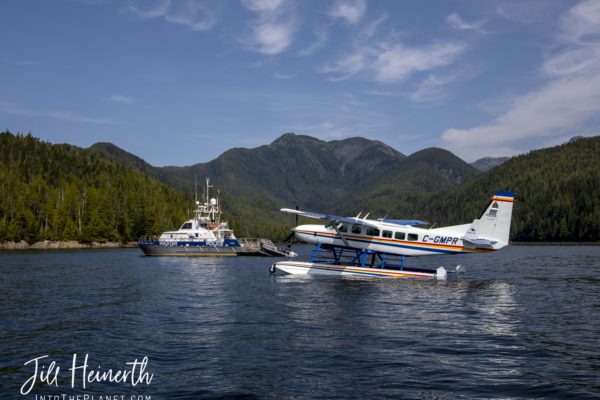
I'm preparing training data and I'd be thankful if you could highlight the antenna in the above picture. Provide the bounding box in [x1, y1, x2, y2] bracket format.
[364, 212, 370, 219]
[194, 175, 198, 204]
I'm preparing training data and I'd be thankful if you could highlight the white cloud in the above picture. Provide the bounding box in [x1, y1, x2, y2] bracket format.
[329, 0, 366, 25]
[110, 95, 134, 104]
[495, 0, 563, 24]
[129, 0, 219, 31]
[241, 0, 284, 13]
[17, 61, 36, 66]
[252, 22, 294, 55]
[372, 43, 465, 83]
[560, 0, 600, 44]
[320, 48, 369, 81]
[322, 42, 465, 83]
[297, 30, 327, 56]
[0, 100, 118, 125]
[274, 72, 294, 79]
[441, 0, 600, 161]
[445, 12, 485, 33]
[410, 74, 458, 103]
[242, 0, 294, 55]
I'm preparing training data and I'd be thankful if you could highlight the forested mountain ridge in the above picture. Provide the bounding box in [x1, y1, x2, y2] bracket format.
[0, 132, 190, 243]
[89, 133, 479, 238]
[90, 133, 475, 211]
[471, 156, 511, 172]
[2, 130, 598, 243]
[423, 136, 600, 241]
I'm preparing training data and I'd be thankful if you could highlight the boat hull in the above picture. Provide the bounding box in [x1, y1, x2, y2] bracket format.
[272, 261, 446, 279]
[139, 243, 237, 256]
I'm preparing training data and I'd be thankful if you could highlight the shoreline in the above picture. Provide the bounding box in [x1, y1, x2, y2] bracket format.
[0, 240, 138, 250]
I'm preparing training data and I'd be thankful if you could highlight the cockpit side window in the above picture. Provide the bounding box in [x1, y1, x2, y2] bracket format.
[366, 228, 380, 236]
[395, 232, 406, 240]
[338, 224, 348, 232]
[181, 222, 193, 230]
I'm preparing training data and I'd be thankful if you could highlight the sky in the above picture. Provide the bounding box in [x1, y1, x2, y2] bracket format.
[2, 0, 600, 166]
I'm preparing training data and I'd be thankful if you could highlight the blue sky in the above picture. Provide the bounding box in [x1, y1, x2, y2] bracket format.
[2, 0, 600, 165]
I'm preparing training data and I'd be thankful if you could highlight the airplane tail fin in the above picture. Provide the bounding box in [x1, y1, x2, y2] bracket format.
[463, 191, 514, 249]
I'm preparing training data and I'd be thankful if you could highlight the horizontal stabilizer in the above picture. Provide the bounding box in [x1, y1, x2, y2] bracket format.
[462, 238, 496, 249]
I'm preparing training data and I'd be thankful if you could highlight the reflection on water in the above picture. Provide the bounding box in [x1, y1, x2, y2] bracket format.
[1, 245, 600, 399]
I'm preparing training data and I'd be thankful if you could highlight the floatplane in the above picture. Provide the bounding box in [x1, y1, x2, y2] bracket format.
[270, 191, 514, 279]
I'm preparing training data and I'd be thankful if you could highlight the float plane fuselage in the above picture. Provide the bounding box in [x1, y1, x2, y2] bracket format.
[282, 191, 515, 257]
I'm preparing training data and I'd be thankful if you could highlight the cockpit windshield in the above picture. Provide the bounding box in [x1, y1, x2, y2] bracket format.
[180, 222, 193, 230]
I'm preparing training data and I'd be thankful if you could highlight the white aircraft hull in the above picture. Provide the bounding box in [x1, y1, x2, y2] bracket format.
[273, 261, 447, 279]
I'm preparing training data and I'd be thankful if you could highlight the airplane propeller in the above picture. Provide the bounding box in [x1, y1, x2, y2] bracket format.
[283, 227, 296, 243]
[283, 205, 299, 244]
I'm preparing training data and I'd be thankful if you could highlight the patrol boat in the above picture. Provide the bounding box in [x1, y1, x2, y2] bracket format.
[139, 178, 240, 256]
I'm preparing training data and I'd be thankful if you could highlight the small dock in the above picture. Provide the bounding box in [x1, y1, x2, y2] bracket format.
[235, 238, 292, 257]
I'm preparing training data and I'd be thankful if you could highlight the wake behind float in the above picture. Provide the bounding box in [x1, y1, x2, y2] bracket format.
[270, 191, 514, 279]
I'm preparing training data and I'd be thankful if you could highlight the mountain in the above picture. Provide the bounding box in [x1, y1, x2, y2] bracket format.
[90, 133, 479, 236]
[354, 147, 481, 217]
[424, 136, 600, 241]
[0, 131, 191, 244]
[471, 156, 511, 171]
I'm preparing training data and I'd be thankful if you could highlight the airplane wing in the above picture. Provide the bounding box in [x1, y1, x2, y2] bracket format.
[280, 208, 380, 228]
[380, 218, 429, 227]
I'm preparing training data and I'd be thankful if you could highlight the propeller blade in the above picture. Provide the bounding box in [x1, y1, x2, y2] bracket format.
[284, 230, 295, 243]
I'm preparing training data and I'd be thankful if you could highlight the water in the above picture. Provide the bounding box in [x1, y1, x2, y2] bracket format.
[1, 245, 600, 399]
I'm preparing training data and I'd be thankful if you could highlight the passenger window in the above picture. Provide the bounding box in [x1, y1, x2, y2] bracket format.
[338, 224, 348, 233]
[395, 232, 405, 240]
[382, 230, 392, 238]
[408, 233, 419, 241]
[366, 228, 380, 236]
[351, 226, 362, 234]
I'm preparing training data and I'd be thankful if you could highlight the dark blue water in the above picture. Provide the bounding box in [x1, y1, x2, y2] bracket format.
[1, 245, 600, 399]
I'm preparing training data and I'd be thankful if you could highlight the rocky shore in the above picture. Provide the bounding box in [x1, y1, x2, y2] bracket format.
[0, 240, 138, 250]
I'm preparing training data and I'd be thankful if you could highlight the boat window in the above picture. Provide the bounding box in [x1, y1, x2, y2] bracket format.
[181, 222, 192, 230]
[395, 232, 406, 240]
[195, 233, 198, 238]
[366, 228, 380, 236]
[382, 230, 392, 238]
[408, 233, 419, 241]
[338, 224, 348, 232]
[351, 226, 362, 234]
